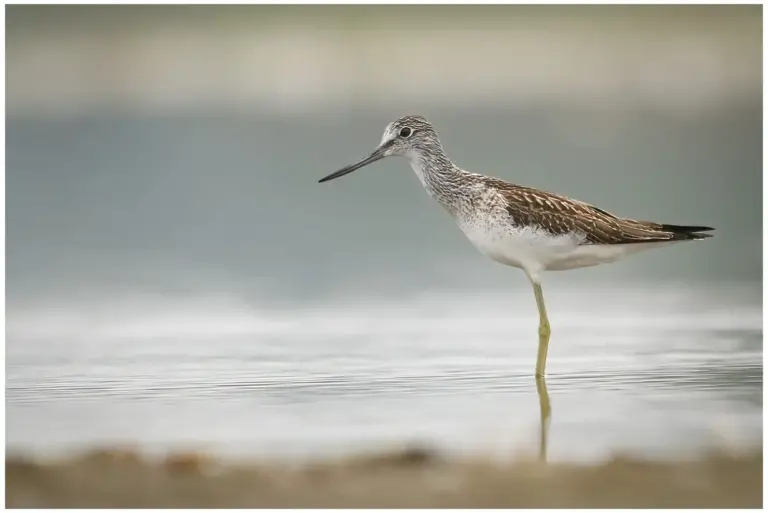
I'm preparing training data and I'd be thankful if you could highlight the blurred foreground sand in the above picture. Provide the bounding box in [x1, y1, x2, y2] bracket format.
[6, 446, 762, 508]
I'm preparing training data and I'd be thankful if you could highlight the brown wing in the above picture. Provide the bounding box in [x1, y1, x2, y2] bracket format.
[486, 179, 713, 245]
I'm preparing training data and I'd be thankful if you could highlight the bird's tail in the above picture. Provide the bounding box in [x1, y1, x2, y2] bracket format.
[659, 224, 715, 241]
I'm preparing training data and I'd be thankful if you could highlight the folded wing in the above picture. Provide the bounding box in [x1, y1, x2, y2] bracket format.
[488, 180, 714, 245]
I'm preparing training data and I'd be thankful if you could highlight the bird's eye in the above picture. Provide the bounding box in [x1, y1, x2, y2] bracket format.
[399, 127, 412, 138]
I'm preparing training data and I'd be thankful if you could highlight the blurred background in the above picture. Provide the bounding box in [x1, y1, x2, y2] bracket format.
[6, 4, 762, 468]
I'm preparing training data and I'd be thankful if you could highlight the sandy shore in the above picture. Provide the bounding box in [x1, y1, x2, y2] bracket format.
[6, 446, 762, 508]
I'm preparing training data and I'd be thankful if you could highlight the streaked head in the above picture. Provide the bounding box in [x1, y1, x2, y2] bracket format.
[318, 115, 441, 183]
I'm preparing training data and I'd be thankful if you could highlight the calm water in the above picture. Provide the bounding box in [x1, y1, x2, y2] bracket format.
[6, 283, 762, 462]
[6, 108, 762, 461]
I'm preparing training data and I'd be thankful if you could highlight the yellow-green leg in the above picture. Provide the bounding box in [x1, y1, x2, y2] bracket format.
[533, 281, 551, 377]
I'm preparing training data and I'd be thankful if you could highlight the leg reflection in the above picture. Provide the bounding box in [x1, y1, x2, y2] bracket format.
[536, 375, 551, 462]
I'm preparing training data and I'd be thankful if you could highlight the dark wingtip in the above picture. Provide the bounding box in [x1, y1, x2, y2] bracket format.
[661, 224, 715, 233]
[661, 225, 715, 241]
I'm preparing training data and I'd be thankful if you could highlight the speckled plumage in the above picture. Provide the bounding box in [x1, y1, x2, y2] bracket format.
[319, 115, 714, 376]
[346, 115, 713, 276]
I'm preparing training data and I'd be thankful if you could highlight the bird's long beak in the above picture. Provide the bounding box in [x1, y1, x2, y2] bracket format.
[318, 143, 390, 183]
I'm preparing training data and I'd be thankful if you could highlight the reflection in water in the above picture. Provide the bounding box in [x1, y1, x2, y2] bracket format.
[537, 376, 551, 462]
[5, 286, 762, 461]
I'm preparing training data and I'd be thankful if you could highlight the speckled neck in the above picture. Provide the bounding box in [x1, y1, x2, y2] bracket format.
[406, 144, 476, 217]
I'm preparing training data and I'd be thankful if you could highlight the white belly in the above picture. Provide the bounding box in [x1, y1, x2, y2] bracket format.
[546, 242, 671, 270]
[458, 220, 671, 274]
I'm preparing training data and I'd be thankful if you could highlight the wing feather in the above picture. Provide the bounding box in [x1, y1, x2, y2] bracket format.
[484, 179, 711, 245]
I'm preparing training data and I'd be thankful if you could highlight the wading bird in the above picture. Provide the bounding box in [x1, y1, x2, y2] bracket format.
[319, 115, 714, 376]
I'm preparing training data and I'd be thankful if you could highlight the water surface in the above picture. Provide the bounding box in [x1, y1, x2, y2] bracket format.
[6, 106, 762, 462]
[7, 284, 761, 462]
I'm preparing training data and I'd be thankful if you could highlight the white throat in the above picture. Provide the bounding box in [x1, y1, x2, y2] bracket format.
[406, 151, 430, 190]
